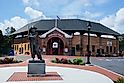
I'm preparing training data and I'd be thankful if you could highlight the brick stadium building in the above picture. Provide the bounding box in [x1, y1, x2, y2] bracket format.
[11, 19, 120, 56]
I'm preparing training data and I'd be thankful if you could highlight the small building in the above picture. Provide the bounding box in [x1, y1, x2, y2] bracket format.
[11, 19, 120, 56]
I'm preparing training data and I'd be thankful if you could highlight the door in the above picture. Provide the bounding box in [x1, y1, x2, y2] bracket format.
[47, 37, 64, 55]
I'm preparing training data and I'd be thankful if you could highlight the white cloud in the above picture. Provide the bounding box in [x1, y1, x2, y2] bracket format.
[22, 0, 29, 5]
[22, 0, 107, 16]
[0, 6, 47, 34]
[60, 0, 92, 15]
[24, 7, 46, 19]
[100, 7, 124, 33]
[0, 16, 27, 34]
[83, 11, 102, 19]
[22, 0, 39, 7]
[115, 8, 124, 25]
[100, 15, 115, 28]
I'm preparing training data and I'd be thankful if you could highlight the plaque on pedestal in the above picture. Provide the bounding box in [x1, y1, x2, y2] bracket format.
[27, 60, 46, 77]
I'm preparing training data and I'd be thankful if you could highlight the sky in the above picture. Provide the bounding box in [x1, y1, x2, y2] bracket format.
[0, 0, 124, 34]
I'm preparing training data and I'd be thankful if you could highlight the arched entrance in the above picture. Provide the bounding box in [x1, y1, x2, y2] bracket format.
[47, 37, 64, 55]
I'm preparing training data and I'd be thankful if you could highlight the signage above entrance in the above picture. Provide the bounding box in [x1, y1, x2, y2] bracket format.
[39, 27, 72, 38]
[53, 42, 58, 48]
[48, 33, 64, 38]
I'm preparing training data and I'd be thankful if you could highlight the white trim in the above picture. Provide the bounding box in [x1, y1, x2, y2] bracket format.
[39, 27, 72, 38]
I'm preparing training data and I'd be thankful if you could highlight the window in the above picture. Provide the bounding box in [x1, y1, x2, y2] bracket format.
[106, 46, 109, 52]
[28, 44, 30, 50]
[102, 49, 104, 54]
[110, 46, 112, 52]
[114, 47, 116, 53]
[25, 44, 26, 50]
[76, 44, 80, 51]
[92, 45, 95, 52]
[17, 45, 18, 50]
[15, 45, 16, 51]
[97, 49, 100, 54]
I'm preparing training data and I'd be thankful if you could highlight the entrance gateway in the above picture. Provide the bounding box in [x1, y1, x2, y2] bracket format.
[40, 27, 72, 55]
[47, 37, 64, 55]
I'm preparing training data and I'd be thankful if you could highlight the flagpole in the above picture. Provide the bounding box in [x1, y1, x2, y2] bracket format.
[55, 17, 58, 28]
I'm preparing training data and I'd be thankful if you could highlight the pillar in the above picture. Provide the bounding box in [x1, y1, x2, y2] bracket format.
[69, 38, 72, 55]
[80, 32, 84, 56]
[115, 36, 119, 55]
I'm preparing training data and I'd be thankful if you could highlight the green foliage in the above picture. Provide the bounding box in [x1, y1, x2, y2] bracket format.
[51, 58, 85, 65]
[73, 58, 84, 65]
[5, 27, 16, 35]
[67, 59, 73, 64]
[0, 57, 22, 64]
[115, 77, 124, 83]
[0, 27, 16, 56]
[51, 60, 56, 63]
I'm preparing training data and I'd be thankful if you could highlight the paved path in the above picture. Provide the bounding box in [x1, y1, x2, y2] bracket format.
[0, 66, 114, 83]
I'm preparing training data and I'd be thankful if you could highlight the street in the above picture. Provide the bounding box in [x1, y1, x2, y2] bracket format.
[90, 57, 124, 76]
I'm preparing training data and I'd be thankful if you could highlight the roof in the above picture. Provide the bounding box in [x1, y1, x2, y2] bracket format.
[11, 19, 120, 36]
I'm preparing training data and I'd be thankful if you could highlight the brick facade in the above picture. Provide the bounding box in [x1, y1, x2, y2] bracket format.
[13, 30, 118, 56]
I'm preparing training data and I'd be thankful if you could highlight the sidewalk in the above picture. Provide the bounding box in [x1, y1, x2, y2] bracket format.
[0, 55, 123, 82]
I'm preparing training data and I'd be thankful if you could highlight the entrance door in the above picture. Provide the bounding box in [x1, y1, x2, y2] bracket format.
[71, 47, 75, 56]
[47, 37, 64, 55]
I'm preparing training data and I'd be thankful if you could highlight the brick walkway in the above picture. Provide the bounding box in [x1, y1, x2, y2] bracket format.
[7, 72, 62, 82]
[0, 55, 123, 81]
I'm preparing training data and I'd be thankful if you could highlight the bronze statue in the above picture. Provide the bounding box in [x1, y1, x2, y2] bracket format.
[29, 27, 42, 60]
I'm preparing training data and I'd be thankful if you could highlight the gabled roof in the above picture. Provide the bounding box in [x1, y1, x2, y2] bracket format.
[39, 27, 72, 38]
[11, 19, 120, 36]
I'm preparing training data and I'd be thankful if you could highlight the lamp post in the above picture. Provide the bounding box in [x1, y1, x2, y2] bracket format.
[86, 21, 91, 64]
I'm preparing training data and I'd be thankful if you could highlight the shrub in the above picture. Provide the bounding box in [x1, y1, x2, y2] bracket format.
[67, 59, 73, 64]
[73, 58, 84, 65]
[55, 58, 61, 63]
[4, 57, 14, 63]
[51, 60, 56, 63]
[0, 57, 22, 64]
[115, 77, 124, 83]
[61, 58, 68, 64]
[51, 57, 85, 65]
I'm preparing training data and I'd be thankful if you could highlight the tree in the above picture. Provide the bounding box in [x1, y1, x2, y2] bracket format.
[0, 27, 16, 56]
[0, 30, 3, 55]
[119, 34, 124, 52]
[5, 27, 16, 35]
[0, 30, 3, 43]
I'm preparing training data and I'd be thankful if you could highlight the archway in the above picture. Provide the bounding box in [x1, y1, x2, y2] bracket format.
[47, 37, 64, 55]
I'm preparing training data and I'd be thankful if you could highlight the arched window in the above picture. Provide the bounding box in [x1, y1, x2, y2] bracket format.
[25, 44, 26, 50]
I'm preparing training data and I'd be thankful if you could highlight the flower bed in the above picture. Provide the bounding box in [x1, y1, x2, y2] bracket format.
[114, 77, 124, 83]
[0, 57, 22, 64]
[51, 58, 85, 65]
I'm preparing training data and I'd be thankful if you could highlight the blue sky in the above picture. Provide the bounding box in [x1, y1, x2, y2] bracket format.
[0, 0, 124, 34]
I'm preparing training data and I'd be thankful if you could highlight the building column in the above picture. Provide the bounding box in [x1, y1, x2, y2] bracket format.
[21, 34, 24, 54]
[66, 32, 73, 56]
[80, 32, 84, 56]
[69, 38, 72, 55]
[115, 36, 119, 55]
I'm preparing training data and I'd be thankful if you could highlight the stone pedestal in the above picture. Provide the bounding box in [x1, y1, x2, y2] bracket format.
[27, 60, 46, 77]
